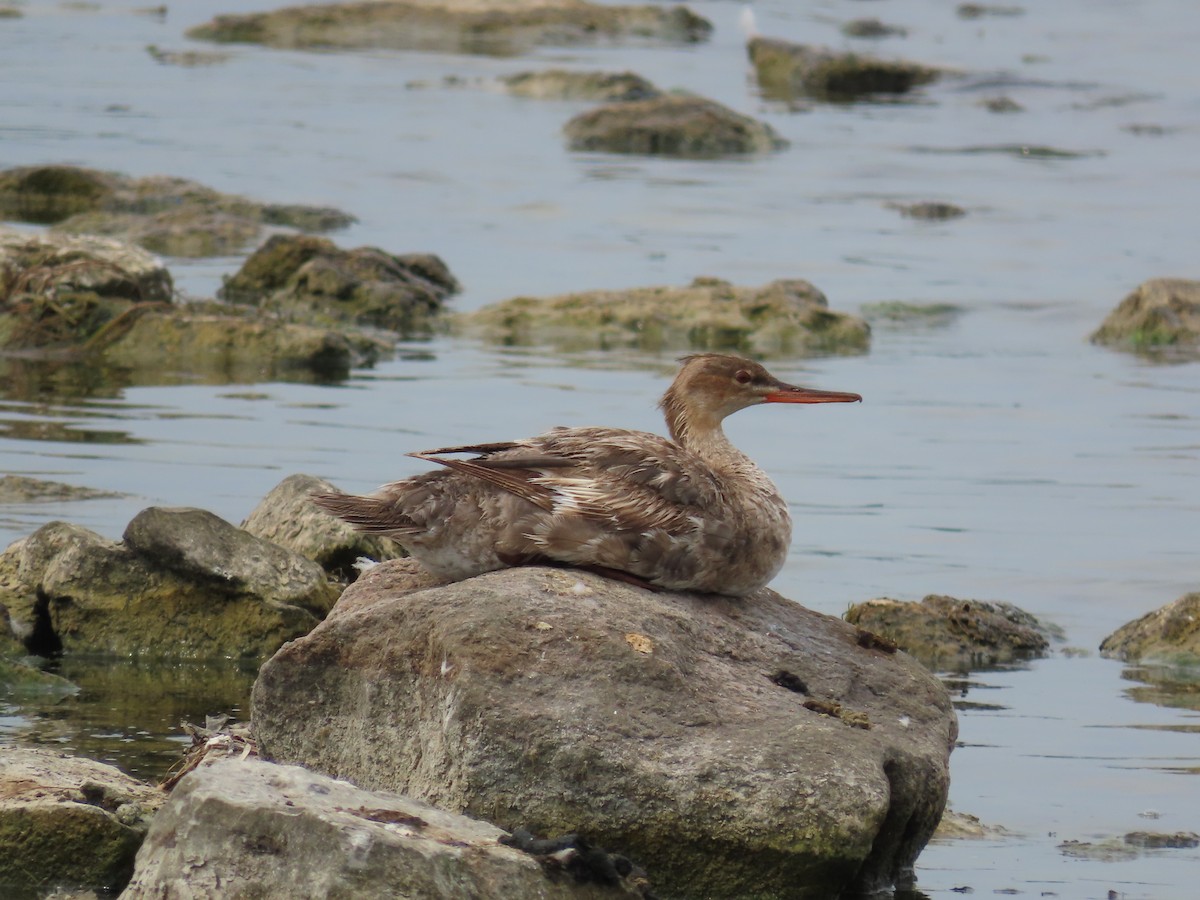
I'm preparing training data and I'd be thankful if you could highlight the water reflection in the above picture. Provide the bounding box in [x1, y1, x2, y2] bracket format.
[3, 655, 255, 782]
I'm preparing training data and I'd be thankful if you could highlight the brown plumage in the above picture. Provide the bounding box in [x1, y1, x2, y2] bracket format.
[313, 354, 861, 596]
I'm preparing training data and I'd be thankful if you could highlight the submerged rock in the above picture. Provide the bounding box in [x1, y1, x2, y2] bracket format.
[842, 18, 907, 39]
[500, 68, 660, 101]
[241, 473, 407, 582]
[886, 200, 967, 221]
[1, 508, 337, 659]
[0, 474, 120, 504]
[564, 93, 785, 157]
[219, 234, 460, 333]
[748, 37, 941, 102]
[1100, 592, 1200, 663]
[125, 757, 649, 898]
[253, 561, 957, 899]
[1090, 278, 1200, 361]
[0, 747, 161, 896]
[0, 165, 353, 257]
[459, 276, 870, 355]
[844, 595, 1055, 671]
[188, 0, 712, 57]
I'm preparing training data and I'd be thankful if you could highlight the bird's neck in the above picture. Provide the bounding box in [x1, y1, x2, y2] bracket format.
[663, 395, 757, 475]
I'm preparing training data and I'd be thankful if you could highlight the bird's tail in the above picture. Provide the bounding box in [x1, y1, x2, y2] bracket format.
[310, 491, 417, 535]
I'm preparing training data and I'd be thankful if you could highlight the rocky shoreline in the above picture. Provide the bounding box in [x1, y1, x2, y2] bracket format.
[3, 468, 1196, 897]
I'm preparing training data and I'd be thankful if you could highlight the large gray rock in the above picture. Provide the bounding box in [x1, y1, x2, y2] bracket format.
[122, 757, 648, 899]
[1090, 278, 1200, 360]
[2, 508, 336, 659]
[252, 561, 957, 899]
[0, 747, 161, 897]
[241, 473, 407, 581]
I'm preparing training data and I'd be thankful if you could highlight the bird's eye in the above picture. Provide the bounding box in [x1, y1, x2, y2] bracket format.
[734, 369, 753, 385]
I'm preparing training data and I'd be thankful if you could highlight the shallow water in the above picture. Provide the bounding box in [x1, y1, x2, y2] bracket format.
[2, 0, 1199, 897]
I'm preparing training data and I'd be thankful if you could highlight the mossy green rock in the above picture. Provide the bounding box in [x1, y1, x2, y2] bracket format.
[0, 165, 353, 258]
[1090, 278, 1200, 360]
[748, 37, 941, 102]
[460, 276, 870, 356]
[1100, 592, 1200, 663]
[0, 747, 162, 896]
[6, 510, 336, 660]
[845, 595, 1054, 672]
[188, 0, 712, 57]
[92, 301, 380, 383]
[564, 93, 785, 157]
[220, 234, 460, 333]
[254, 562, 956, 899]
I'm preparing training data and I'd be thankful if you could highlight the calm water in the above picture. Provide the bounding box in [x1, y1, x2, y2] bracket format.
[2, 1, 1199, 897]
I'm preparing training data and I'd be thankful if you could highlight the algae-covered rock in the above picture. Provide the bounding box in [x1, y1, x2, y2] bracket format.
[844, 595, 1055, 671]
[90, 301, 383, 383]
[748, 37, 941, 102]
[459, 276, 870, 356]
[0, 747, 162, 896]
[1090, 278, 1200, 361]
[253, 562, 957, 899]
[0, 228, 173, 351]
[564, 93, 785, 157]
[188, 0, 712, 57]
[241, 473, 406, 582]
[5, 510, 335, 660]
[500, 68, 659, 101]
[219, 234, 460, 332]
[0, 228, 381, 381]
[1100, 592, 1200, 663]
[0, 165, 353, 258]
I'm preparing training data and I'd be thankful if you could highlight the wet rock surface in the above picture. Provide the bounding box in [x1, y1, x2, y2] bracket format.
[188, 0, 713, 57]
[1100, 591, 1200, 662]
[748, 37, 942, 102]
[844, 595, 1055, 671]
[0, 165, 353, 257]
[0, 747, 162, 897]
[459, 276, 870, 355]
[241, 473, 407, 582]
[219, 234, 460, 332]
[124, 756, 650, 899]
[1090, 277, 1200, 360]
[252, 561, 957, 899]
[0, 507, 337, 660]
[564, 93, 785, 157]
[500, 68, 660, 101]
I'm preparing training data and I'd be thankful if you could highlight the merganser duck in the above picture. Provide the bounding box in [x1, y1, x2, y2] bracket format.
[313, 354, 861, 596]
